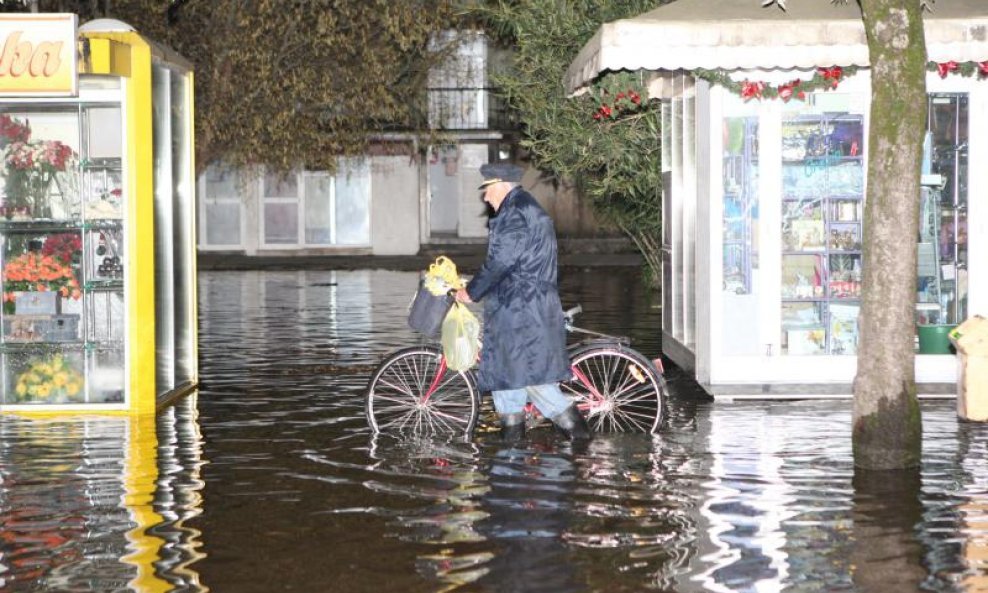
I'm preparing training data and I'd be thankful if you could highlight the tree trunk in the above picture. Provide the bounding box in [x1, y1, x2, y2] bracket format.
[853, 0, 927, 469]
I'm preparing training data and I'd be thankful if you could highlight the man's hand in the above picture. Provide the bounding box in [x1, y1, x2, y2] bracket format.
[454, 288, 473, 303]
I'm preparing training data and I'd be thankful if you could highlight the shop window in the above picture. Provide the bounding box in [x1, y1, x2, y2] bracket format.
[917, 94, 967, 329]
[0, 104, 128, 407]
[723, 117, 759, 295]
[720, 112, 763, 357]
[779, 112, 865, 356]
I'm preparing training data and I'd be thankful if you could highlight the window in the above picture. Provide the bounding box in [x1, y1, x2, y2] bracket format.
[260, 161, 370, 248]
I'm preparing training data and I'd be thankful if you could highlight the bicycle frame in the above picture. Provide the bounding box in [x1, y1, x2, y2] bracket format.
[416, 304, 664, 414]
[420, 355, 450, 405]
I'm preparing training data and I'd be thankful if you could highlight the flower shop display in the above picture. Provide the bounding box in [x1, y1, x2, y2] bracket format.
[12, 353, 83, 403]
[41, 233, 81, 265]
[87, 186, 122, 219]
[0, 114, 79, 220]
[2, 252, 81, 314]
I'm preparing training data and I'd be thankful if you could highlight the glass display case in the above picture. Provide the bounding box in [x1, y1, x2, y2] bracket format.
[917, 94, 968, 328]
[780, 113, 864, 355]
[0, 107, 125, 406]
[0, 18, 197, 415]
[723, 117, 758, 295]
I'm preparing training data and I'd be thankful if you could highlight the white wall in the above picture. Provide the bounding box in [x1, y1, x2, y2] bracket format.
[371, 156, 420, 255]
[456, 143, 489, 238]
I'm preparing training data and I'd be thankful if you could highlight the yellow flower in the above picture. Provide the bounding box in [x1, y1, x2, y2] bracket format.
[52, 372, 67, 387]
[65, 382, 80, 396]
[15, 382, 26, 396]
[36, 384, 51, 398]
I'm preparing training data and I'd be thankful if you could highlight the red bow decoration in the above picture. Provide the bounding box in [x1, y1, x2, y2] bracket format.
[740, 80, 765, 101]
[937, 61, 959, 78]
[777, 79, 803, 102]
[818, 67, 844, 88]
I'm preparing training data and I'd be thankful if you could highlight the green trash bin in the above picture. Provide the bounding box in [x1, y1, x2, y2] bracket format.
[917, 324, 957, 354]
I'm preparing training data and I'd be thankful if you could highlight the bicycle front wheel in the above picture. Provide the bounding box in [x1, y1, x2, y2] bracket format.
[365, 346, 480, 437]
[561, 345, 665, 433]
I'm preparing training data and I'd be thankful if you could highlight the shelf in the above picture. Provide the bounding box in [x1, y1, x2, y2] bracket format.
[0, 341, 123, 353]
[783, 156, 863, 164]
[83, 280, 123, 292]
[0, 219, 122, 233]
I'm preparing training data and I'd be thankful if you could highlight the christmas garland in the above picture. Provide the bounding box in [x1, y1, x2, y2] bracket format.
[694, 60, 988, 102]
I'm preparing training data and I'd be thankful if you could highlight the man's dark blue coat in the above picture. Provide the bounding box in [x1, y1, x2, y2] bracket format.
[466, 187, 571, 392]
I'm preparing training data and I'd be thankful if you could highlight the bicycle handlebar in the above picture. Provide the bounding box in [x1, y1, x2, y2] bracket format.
[563, 304, 582, 322]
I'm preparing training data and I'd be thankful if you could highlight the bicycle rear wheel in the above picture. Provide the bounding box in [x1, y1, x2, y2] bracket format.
[365, 345, 480, 437]
[561, 345, 665, 433]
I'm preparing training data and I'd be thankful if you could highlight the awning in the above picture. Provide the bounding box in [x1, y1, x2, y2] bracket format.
[566, 0, 988, 93]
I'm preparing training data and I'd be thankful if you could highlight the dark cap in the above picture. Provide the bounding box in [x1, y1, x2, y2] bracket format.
[478, 162, 524, 189]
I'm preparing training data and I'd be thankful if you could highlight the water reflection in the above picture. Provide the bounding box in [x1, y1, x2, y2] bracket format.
[852, 469, 926, 593]
[0, 396, 205, 592]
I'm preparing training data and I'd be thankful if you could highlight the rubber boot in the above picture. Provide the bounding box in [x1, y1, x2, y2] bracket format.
[499, 412, 526, 442]
[551, 406, 592, 442]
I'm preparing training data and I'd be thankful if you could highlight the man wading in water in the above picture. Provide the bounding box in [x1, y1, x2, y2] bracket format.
[455, 162, 590, 442]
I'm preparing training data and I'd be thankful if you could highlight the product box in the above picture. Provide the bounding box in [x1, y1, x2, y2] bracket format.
[3, 314, 80, 342]
[14, 291, 60, 315]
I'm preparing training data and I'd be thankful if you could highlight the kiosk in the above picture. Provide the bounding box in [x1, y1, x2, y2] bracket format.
[567, 1, 988, 397]
[0, 15, 197, 414]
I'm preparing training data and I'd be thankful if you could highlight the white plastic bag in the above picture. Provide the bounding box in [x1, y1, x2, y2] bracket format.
[441, 303, 481, 371]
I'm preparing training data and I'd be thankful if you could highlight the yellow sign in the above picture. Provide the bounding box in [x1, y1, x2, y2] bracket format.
[0, 14, 77, 97]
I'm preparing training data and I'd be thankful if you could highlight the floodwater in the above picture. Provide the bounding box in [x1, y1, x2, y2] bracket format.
[2, 268, 988, 592]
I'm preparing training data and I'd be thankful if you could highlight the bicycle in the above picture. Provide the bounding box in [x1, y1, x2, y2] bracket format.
[365, 305, 666, 438]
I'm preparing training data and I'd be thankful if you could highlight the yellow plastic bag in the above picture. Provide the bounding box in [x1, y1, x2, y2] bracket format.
[441, 303, 481, 371]
[423, 255, 465, 296]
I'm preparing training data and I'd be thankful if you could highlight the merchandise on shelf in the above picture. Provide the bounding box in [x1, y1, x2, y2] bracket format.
[780, 113, 864, 355]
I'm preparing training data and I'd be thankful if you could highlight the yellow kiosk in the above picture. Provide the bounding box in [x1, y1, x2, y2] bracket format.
[0, 15, 197, 414]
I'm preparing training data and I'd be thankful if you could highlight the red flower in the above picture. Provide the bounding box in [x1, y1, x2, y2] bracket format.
[630, 92, 641, 105]
[740, 80, 764, 101]
[937, 61, 959, 78]
[41, 233, 81, 265]
[0, 115, 30, 143]
[979, 61, 988, 77]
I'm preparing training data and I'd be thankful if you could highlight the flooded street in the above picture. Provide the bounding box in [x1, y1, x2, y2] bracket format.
[2, 268, 988, 592]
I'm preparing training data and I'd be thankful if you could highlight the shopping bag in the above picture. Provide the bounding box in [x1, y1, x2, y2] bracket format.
[407, 278, 454, 338]
[441, 303, 481, 371]
[408, 256, 465, 338]
[422, 255, 464, 295]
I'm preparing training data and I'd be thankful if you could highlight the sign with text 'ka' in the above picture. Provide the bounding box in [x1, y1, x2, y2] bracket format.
[0, 14, 77, 97]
